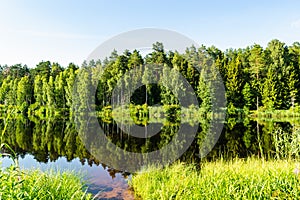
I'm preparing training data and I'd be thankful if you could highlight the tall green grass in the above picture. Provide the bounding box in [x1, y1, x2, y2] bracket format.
[0, 166, 92, 200]
[131, 158, 300, 199]
[273, 127, 300, 160]
[0, 148, 92, 200]
[0, 146, 92, 200]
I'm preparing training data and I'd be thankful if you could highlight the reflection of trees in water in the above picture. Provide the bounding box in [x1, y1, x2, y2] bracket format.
[205, 118, 297, 160]
[1, 116, 297, 175]
[0, 117, 91, 164]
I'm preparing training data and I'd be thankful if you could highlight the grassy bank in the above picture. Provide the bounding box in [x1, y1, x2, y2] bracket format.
[0, 166, 92, 199]
[131, 158, 300, 199]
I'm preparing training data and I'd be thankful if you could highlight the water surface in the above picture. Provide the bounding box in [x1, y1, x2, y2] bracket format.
[1, 116, 298, 199]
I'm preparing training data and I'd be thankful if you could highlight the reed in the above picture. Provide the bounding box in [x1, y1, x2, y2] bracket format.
[131, 158, 300, 199]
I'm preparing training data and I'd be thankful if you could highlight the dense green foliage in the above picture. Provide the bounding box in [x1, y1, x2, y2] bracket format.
[131, 159, 300, 199]
[1, 40, 300, 116]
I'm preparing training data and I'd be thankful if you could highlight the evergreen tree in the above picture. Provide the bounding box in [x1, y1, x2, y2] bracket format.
[248, 44, 265, 110]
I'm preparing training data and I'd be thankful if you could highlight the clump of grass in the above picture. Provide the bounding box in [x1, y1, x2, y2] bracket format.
[131, 158, 300, 199]
[273, 127, 300, 160]
[1, 139, 91, 199]
[0, 166, 92, 199]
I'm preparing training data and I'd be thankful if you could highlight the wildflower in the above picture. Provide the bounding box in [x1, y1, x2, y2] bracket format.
[294, 165, 300, 175]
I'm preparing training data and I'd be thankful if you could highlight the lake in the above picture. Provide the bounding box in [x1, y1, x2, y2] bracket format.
[0, 115, 298, 199]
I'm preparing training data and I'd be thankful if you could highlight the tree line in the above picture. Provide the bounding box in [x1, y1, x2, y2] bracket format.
[1, 39, 300, 116]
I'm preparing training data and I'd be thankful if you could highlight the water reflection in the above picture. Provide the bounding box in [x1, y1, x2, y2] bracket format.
[0, 117, 131, 199]
[1, 116, 300, 199]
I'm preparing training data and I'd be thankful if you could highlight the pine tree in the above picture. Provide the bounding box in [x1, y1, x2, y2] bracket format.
[248, 44, 265, 110]
[225, 55, 243, 109]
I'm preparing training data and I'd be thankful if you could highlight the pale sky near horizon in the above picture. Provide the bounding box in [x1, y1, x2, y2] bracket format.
[1, 0, 300, 68]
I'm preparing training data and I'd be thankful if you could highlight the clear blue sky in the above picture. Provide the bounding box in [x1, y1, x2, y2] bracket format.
[1, 0, 300, 67]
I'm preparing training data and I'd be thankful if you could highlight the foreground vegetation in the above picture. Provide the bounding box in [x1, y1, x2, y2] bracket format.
[0, 165, 92, 200]
[131, 158, 300, 199]
[0, 142, 92, 200]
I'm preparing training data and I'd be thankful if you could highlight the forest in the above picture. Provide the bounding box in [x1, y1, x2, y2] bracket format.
[1, 39, 300, 116]
[1, 40, 300, 199]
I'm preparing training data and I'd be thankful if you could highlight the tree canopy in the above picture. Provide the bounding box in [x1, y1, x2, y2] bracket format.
[1, 40, 300, 116]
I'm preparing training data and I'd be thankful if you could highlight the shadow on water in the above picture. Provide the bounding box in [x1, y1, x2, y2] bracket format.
[1, 115, 299, 199]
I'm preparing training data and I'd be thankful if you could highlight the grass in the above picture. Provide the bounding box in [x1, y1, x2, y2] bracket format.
[130, 158, 300, 200]
[0, 144, 92, 200]
[0, 110, 92, 200]
[272, 127, 300, 160]
[0, 165, 92, 200]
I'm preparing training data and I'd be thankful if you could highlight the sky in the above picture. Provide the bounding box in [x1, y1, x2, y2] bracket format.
[1, 0, 300, 67]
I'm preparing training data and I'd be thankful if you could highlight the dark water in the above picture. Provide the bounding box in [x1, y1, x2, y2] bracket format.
[0, 116, 298, 199]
